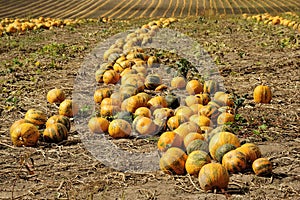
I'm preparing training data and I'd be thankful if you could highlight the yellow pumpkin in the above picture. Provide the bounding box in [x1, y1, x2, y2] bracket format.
[253, 85, 272, 103]
[10, 123, 40, 147]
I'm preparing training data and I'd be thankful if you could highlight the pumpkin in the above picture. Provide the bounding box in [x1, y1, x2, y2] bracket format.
[196, 115, 213, 127]
[216, 93, 235, 107]
[203, 80, 220, 95]
[24, 109, 47, 126]
[171, 76, 186, 89]
[157, 131, 183, 152]
[167, 115, 187, 130]
[46, 88, 66, 104]
[186, 139, 209, 154]
[253, 85, 272, 103]
[153, 108, 174, 120]
[88, 117, 109, 134]
[199, 104, 220, 120]
[46, 115, 71, 131]
[159, 147, 187, 175]
[183, 132, 205, 148]
[144, 74, 162, 90]
[147, 56, 159, 68]
[215, 144, 237, 163]
[94, 88, 112, 104]
[189, 104, 204, 114]
[134, 107, 151, 118]
[175, 106, 194, 119]
[195, 93, 211, 105]
[59, 99, 79, 117]
[155, 84, 168, 92]
[121, 76, 145, 92]
[136, 92, 151, 105]
[10, 123, 40, 147]
[115, 111, 134, 123]
[186, 79, 203, 95]
[198, 163, 229, 191]
[100, 105, 121, 117]
[252, 158, 272, 176]
[43, 123, 68, 143]
[213, 91, 226, 101]
[185, 150, 211, 176]
[185, 95, 201, 107]
[121, 95, 142, 113]
[165, 94, 180, 109]
[147, 96, 167, 111]
[95, 68, 106, 83]
[133, 116, 157, 136]
[120, 85, 139, 100]
[222, 150, 247, 173]
[217, 112, 235, 125]
[174, 121, 201, 139]
[100, 97, 121, 108]
[209, 131, 240, 160]
[10, 119, 29, 134]
[236, 143, 261, 163]
[108, 119, 132, 139]
[103, 69, 120, 84]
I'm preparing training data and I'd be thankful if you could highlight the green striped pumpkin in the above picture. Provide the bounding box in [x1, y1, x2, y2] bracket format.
[198, 163, 229, 191]
[222, 150, 247, 173]
[144, 74, 162, 90]
[159, 147, 187, 175]
[252, 158, 272, 176]
[186, 139, 209, 155]
[24, 109, 47, 126]
[185, 150, 211, 176]
[10, 123, 40, 147]
[43, 123, 68, 143]
[236, 143, 262, 164]
[215, 143, 237, 163]
[46, 115, 71, 131]
[209, 131, 240, 161]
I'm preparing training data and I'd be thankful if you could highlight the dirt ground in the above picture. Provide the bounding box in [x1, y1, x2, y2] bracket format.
[0, 15, 299, 199]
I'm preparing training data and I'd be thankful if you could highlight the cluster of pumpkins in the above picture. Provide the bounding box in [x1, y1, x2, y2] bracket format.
[0, 16, 102, 36]
[87, 17, 273, 192]
[242, 12, 300, 32]
[9, 88, 78, 147]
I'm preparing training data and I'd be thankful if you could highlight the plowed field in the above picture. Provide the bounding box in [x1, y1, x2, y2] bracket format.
[0, 0, 300, 19]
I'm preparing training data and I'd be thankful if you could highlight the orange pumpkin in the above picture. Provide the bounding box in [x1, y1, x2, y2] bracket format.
[24, 109, 47, 126]
[167, 115, 187, 130]
[43, 123, 68, 143]
[134, 107, 151, 118]
[100, 105, 121, 117]
[185, 150, 211, 176]
[88, 117, 109, 134]
[186, 79, 203, 95]
[209, 131, 240, 160]
[222, 150, 247, 173]
[252, 158, 272, 176]
[183, 132, 205, 148]
[196, 115, 213, 127]
[175, 106, 194, 119]
[171, 76, 186, 89]
[217, 112, 235, 125]
[157, 131, 183, 152]
[147, 96, 167, 111]
[236, 143, 262, 164]
[10, 123, 40, 147]
[46, 115, 71, 131]
[108, 119, 132, 139]
[46, 88, 66, 104]
[10, 119, 29, 134]
[198, 163, 229, 191]
[173, 121, 201, 139]
[159, 147, 187, 175]
[59, 99, 79, 117]
[133, 116, 157, 136]
[253, 85, 272, 103]
[93, 88, 112, 104]
[186, 139, 209, 154]
[103, 69, 120, 84]
[195, 93, 211, 105]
